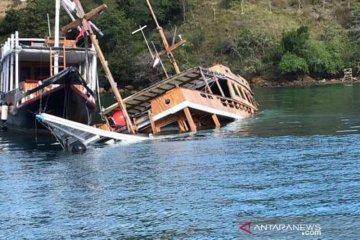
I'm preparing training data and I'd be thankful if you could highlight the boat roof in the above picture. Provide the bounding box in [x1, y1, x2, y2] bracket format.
[17, 47, 95, 64]
[104, 66, 224, 115]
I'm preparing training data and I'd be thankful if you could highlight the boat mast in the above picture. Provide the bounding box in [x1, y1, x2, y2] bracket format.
[54, 0, 61, 75]
[62, 0, 136, 134]
[145, 0, 181, 74]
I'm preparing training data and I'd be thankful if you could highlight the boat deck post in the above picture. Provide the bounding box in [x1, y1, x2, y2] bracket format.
[212, 114, 221, 128]
[183, 107, 197, 133]
[148, 111, 158, 134]
[15, 31, 19, 89]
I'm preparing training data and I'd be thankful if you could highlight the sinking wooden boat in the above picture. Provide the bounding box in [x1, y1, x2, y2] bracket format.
[103, 64, 257, 135]
[98, 0, 258, 135]
[34, 0, 258, 152]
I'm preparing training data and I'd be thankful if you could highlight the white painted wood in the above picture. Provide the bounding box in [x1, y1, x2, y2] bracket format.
[37, 113, 148, 143]
[9, 34, 14, 91]
[15, 31, 19, 89]
[54, 0, 60, 75]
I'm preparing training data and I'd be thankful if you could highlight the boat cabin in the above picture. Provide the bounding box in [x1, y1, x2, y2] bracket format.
[0, 32, 97, 105]
[103, 64, 257, 135]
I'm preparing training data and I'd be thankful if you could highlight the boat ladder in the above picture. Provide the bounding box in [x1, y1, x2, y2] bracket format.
[49, 45, 67, 76]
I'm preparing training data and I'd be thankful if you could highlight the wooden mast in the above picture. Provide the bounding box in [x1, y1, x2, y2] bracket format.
[145, 0, 181, 75]
[64, 0, 136, 134]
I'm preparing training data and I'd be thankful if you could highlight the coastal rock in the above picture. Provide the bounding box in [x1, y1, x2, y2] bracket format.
[251, 77, 269, 87]
[302, 76, 316, 83]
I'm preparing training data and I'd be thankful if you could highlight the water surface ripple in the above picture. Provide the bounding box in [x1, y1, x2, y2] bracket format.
[0, 85, 359, 239]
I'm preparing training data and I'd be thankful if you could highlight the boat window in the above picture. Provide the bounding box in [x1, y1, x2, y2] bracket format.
[232, 83, 240, 97]
[244, 90, 254, 104]
[220, 81, 231, 98]
[210, 80, 231, 98]
[243, 89, 251, 102]
[210, 83, 222, 96]
[237, 86, 246, 100]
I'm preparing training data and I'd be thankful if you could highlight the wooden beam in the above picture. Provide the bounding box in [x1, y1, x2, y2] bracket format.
[90, 34, 136, 134]
[199, 67, 213, 94]
[148, 111, 158, 134]
[67, 0, 136, 134]
[183, 107, 197, 133]
[214, 75, 225, 97]
[177, 119, 186, 132]
[212, 114, 221, 128]
[177, 114, 189, 132]
[157, 40, 186, 57]
[61, 4, 108, 33]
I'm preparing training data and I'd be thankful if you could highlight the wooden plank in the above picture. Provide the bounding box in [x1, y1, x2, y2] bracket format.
[61, 4, 108, 33]
[148, 111, 157, 134]
[199, 67, 213, 94]
[183, 107, 197, 133]
[212, 114, 221, 128]
[177, 119, 186, 132]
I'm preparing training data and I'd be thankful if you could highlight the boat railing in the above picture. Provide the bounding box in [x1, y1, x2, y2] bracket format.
[1, 31, 20, 93]
[198, 91, 256, 114]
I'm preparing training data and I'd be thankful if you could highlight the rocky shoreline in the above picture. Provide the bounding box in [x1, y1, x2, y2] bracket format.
[99, 76, 359, 96]
[250, 76, 359, 88]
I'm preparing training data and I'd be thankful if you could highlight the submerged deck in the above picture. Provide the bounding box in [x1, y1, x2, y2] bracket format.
[135, 87, 255, 133]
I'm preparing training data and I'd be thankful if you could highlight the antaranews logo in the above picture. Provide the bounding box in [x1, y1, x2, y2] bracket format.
[240, 222, 253, 234]
[240, 221, 321, 236]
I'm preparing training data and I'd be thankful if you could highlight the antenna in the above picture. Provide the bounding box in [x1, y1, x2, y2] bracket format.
[47, 13, 51, 37]
[132, 25, 154, 59]
[132, 25, 169, 78]
[172, 26, 177, 46]
[151, 41, 169, 79]
[145, 0, 182, 74]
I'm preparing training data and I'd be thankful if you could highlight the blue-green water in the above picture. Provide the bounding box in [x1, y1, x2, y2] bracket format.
[0, 85, 359, 239]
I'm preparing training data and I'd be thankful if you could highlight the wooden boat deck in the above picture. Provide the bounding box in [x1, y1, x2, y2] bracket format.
[103, 67, 225, 115]
[135, 87, 255, 133]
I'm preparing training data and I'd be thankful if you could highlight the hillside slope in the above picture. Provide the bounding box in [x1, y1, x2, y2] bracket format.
[0, 0, 27, 19]
[175, 0, 356, 79]
[1, 0, 360, 84]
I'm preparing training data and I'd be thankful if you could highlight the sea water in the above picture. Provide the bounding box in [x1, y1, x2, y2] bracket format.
[0, 85, 359, 239]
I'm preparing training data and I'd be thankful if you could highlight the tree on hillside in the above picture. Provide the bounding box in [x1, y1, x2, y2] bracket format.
[281, 25, 309, 56]
[279, 52, 309, 76]
[95, 6, 142, 86]
[118, 0, 190, 27]
[351, 3, 360, 41]
[0, 0, 54, 39]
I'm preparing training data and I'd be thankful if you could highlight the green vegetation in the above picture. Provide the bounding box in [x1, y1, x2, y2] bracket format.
[1, 0, 360, 86]
[279, 53, 309, 76]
